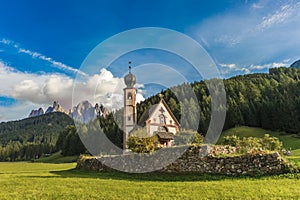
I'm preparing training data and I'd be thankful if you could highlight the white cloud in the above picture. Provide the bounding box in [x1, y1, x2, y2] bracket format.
[219, 63, 250, 75]
[191, 1, 300, 68]
[219, 63, 238, 69]
[219, 61, 290, 76]
[0, 61, 145, 120]
[252, 3, 263, 9]
[0, 38, 12, 45]
[249, 62, 288, 70]
[1, 38, 87, 76]
[256, 3, 300, 31]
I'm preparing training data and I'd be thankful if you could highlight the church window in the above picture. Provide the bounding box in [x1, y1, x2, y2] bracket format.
[159, 114, 166, 124]
[128, 115, 131, 121]
[127, 92, 132, 100]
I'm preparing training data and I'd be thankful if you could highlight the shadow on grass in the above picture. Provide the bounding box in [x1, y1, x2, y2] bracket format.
[38, 168, 288, 182]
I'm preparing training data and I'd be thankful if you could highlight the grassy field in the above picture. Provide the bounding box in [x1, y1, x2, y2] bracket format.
[1, 126, 300, 199]
[0, 162, 300, 199]
[34, 151, 79, 163]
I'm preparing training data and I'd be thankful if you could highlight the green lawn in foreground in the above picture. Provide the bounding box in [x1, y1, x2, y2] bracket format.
[0, 162, 300, 199]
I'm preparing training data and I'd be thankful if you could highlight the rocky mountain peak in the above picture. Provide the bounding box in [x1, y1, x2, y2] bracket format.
[45, 101, 65, 114]
[69, 100, 109, 123]
[28, 107, 44, 118]
[28, 100, 109, 123]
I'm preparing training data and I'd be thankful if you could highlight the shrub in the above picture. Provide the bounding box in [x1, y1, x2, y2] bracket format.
[174, 130, 204, 146]
[223, 135, 240, 146]
[127, 128, 158, 153]
[261, 134, 283, 151]
[222, 134, 283, 153]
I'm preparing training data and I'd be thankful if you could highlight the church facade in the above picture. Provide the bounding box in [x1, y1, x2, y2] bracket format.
[123, 63, 180, 149]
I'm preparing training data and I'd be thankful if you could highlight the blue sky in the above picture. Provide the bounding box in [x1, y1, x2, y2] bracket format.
[0, 0, 300, 121]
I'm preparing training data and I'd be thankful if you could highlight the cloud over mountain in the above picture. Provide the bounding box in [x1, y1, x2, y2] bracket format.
[0, 61, 144, 121]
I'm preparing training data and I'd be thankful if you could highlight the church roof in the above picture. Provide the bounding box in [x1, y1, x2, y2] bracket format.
[138, 98, 180, 127]
[156, 132, 174, 140]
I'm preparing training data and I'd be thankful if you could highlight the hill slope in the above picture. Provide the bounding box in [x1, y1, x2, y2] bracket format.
[137, 67, 300, 134]
[0, 112, 74, 145]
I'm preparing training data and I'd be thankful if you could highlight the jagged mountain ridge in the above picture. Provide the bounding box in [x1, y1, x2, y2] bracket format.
[28, 107, 44, 118]
[45, 101, 66, 114]
[28, 100, 109, 123]
[70, 100, 109, 123]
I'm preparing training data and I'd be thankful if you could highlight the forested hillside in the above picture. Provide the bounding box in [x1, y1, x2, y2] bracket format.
[0, 112, 74, 161]
[137, 67, 300, 134]
[0, 112, 74, 145]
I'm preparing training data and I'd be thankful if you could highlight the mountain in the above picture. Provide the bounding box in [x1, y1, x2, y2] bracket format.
[290, 60, 300, 68]
[28, 100, 109, 123]
[70, 101, 96, 123]
[45, 101, 67, 114]
[28, 107, 44, 117]
[70, 101, 109, 123]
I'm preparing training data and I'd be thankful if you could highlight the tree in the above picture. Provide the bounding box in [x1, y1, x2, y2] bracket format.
[56, 125, 86, 156]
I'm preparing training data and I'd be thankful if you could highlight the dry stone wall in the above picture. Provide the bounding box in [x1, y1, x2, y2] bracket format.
[76, 146, 291, 176]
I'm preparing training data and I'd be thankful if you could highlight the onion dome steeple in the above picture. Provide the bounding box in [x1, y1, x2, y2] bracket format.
[124, 61, 136, 88]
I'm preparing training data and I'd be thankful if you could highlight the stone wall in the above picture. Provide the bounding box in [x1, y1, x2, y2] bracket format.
[76, 146, 291, 176]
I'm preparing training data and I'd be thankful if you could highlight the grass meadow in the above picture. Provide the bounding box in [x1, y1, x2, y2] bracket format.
[0, 162, 300, 199]
[1, 126, 300, 199]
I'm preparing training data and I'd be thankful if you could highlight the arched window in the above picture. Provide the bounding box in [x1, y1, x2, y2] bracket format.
[127, 92, 132, 100]
[159, 114, 166, 124]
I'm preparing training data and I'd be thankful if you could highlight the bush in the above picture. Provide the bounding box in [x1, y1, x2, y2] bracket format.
[222, 134, 283, 153]
[127, 128, 158, 153]
[174, 130, 204, 146]
[223, 135, 240, 146]
[262, 134, 283, 151]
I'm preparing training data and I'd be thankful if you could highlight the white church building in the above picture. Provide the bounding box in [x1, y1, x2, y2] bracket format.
[123, 63, 180, 149]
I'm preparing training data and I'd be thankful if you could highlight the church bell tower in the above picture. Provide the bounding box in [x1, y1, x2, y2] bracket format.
[123, 62, 137, 150]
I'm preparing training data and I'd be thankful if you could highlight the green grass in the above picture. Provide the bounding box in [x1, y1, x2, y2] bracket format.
[1, 126, 300, 199]
[0, 162, 300, 199]
[34, 151, 78, 163]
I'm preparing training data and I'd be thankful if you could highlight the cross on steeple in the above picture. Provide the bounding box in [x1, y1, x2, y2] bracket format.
[158, 93, 164, 99]
[129, 61, 132, 73]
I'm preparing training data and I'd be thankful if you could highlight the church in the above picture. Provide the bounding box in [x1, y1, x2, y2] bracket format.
[123, 63, 180, 149]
